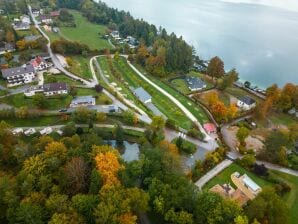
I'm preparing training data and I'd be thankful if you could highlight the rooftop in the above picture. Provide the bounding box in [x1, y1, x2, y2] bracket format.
[134, 87, 151, 103]
[43, 83, 68, 92]
[1, 64, 35, 78]
[24, 35, 41, 42]
[242, 174, 261, 192]
[238, 96, 256, 105]
[185, 76, 206, 89]
[71, 95, 95, 104]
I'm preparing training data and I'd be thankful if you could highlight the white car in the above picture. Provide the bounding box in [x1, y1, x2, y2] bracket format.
[24, 128, 36, 136]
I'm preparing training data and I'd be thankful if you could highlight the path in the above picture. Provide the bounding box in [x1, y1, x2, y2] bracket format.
[28, 5, 94, 87]
[91, 55, 152, 124]
[195, 159, 233, 190]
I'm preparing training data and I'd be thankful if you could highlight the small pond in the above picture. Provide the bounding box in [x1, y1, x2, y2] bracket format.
[181, 147, 209, 171]
[104, 140, 140, 162]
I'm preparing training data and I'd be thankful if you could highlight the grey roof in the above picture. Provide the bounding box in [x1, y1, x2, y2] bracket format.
[239, 96, 256, 105]
[24, 35, 41, 42]
[40, 15, 51, 21]
[43, 83, 68, 92]
[0, 43, 15, 52]
[1, 64, 34, 78]
[185, 76, 206, 89]
[134, 87, 151, 103]
[71, 95, 95, 104]
[14, 22, 30, 29]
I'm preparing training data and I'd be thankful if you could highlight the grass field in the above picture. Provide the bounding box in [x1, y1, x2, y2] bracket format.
[114, 58, 193, 129]
[44, 73, 82, 85]
[2, 115, 67, 127]
[67, 56, 93, 80]
[58, 11, 110, 50]
[171, 79, 190, 94]
[269, 112, 297, 126]
[203, 163, 298, 224]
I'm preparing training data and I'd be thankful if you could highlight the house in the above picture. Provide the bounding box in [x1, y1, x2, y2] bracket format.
[24, 128, 36, 136]
[40, 127, 53, 135]
[237, 96, 256, 111]
[110, 30, 120, 39]
[32, 8, 41, 16]
[203, 123, 217, 134]
[210, 184, 249, 207]
[125, 36, 139, 48]
[40, 15, 52, 24]
[0, 43, 15, 55]
[43, 83, 68, 96]
[24, 35, 41, 42]
[1, 64, 36, 87]
[185, 76, 206, 91]
[231, 172, 261, 200]
[20, 15, 31, 24]
[24, 85, 44, 96]
[50, 11, 60, 17]
[133, 87, 152, 104]
[12, 128, 24, 135]
[13, 22, 30, 31]
[70, 95, 96, 108]
[30, 56, 52, 71]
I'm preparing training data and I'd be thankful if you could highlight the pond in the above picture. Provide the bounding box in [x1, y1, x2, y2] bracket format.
[181, 147, 209, 171]
[105, 140, 140, 162]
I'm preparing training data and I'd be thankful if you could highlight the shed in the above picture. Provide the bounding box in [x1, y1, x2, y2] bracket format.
[133, 87, 152, 104]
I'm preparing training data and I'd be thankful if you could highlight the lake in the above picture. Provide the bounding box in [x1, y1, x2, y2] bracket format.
[100, 0, 298, 88]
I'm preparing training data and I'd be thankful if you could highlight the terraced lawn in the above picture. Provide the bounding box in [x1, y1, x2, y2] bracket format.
[115, 58, 193, 129]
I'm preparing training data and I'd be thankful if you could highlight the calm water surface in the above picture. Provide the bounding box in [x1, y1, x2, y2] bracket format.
[101, 0, 298, 88]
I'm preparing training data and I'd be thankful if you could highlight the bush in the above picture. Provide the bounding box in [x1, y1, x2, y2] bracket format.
[173, 137, 196, 154]
[187, 128, 205, 140]
[166, 119, 178, 130]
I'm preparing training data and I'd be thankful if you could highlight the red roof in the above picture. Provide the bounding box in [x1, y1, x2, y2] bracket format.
[204, 123, 216, 133]
[50, 11, 60, 17]
[31, 56, 44, 68]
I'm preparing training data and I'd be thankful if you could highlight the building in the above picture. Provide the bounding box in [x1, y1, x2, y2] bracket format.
[125, 36, 139, 48]
[43, 83, 68, 96]
[203, 123, 217, 134]
[0, 43, 15, 55]
[13, 22, 30, 31]
[210, 184, 249, 207]
[70, 95, 96, 108]
[231, 172, 261, 200]
[40, 15, 52, 24]
[50, 11, 60, 17]
[133, 87, 152, 104]
[0, 9, 4, 14]
[110, 30, 120, 39]
[32, 8, 42, 16]
[24, 35, 41, 42]
[1, 64, 35, 86]
[185, 76, 207, 91]
[30, 56, 52, 71]
[20, 15, 31, 24]
[237, 96, 256, 111]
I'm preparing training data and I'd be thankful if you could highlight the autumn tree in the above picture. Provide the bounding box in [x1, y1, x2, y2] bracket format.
[236, 127, 250, 147]
[4, 52, 13, 62]
[136, 43, 149, 66]
[16, 39, 26, 51]
[207, 56, 225, 80]
[219, 68, 239, 90]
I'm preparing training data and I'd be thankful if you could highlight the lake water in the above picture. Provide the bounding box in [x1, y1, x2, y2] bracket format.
[100, 0, 298, 88]
[105, 140, 140, 162]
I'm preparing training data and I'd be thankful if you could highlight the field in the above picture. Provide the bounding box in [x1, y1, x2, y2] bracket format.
[2, 115, 67, 127]
[44, 73, 82, 85]
[49, 10, 111, 50]
[114, 58, 194, 129]
[76, 88, 113, 105]
[203, 163, 298, 224]
[67, 56, 93, 80]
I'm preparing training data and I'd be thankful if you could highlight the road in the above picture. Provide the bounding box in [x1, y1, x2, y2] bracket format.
[91, 55, 152, 124]
[195, 159, 233, 190]
[28, 5, 94, 87]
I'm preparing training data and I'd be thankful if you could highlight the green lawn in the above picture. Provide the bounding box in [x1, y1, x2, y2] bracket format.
[269, 112, 297, 126]
[44, 73, 82, 85]
[203, 163, 272, 190]
[171, 79, 190, 94]
[1, 115, 67, 127]
[226, 87, 261, 103]
[203, 163, 298, 224]
[67, 56, 93, 80]
[115, 58, 193, 130]
[76, 87, 113, 105]
[58, 10, 110, 50]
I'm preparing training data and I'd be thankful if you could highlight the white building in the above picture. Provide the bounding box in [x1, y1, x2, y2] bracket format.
[70, 95, 96, 108]
[30, 56, 52, 71]
[13, 22, 30, 31]
[133, 87, 152, 104]
[237, 96, 256, 111]
[40, 15, 52, 24]
[1, 64, 36, 87]
[43, 83, 68, 96]
[20, 15, 31, 24]
[110, 30, 120, 39]
[0, 43, 15, 55]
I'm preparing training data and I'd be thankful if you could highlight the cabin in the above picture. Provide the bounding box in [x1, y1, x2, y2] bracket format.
[185, 76, 206, 91]
[237, 96, 256, 111]
[110, 30, 120, 39]
[133, 87, 152, 104]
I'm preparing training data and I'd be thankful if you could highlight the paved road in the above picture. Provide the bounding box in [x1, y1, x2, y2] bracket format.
[195, 159, 233, 190]
[91, 55, 152, 124]
[28, 5, 94, 87]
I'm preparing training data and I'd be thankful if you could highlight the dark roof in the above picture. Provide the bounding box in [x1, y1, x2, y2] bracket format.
[50, 11, 60, 17]
[13, 22, 30, 29]
[43, 83, 68, 92]
[134, 87, 151, 103]
[238, 96, 256, 105]
[1, 64, 34, 78]
[185, 76, 206, 89]
[0, 43, 15, 52]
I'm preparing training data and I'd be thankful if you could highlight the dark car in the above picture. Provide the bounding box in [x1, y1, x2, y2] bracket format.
[59, 109, 68, 112]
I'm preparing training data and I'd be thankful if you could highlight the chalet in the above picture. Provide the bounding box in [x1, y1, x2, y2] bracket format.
[133, 87, 152, 104]
[30, 56, 52, 71]
[43, 83, 68, 96]
[185, 76, 206, 91]
[40, 15, 52, 24]
[13, 22, 30, 31]
[110, 30, 120, 39]
[1, 64, 35, 86]
[50, 11, 60, 17]
[0, 43, 15, 55]
[20, 15, 31, 24]
[70, 95, 96, 108]
[237, 96, 256, 111]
